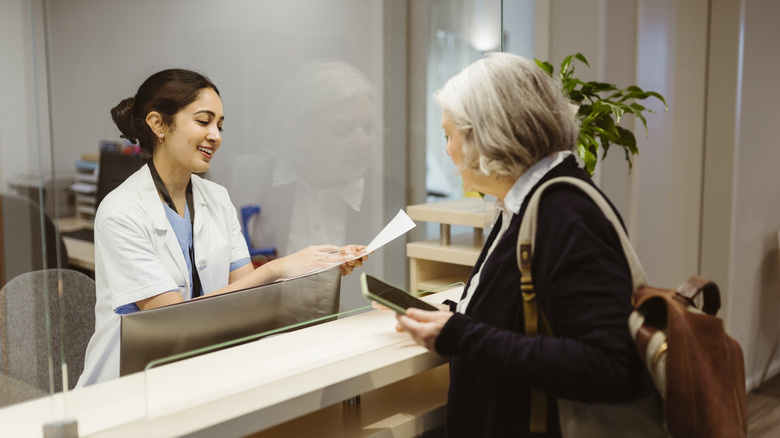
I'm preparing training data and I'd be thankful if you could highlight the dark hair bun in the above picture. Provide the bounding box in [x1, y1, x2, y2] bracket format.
[110, 97, 138, 144]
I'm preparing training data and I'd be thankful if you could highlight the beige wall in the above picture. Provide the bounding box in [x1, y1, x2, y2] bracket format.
[632, 0, 780, 390]
[720, 0, 780, 388]
[541, 0, 780, 390]
[542, 0, 708, 284]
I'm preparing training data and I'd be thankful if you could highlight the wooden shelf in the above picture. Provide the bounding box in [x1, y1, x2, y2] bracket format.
[408, 258, 473, 294]
[417, 274, 470, 294]
[405, 197, 492, 293]
[406, 233, 482, 266]
[406, 197, 491, 228]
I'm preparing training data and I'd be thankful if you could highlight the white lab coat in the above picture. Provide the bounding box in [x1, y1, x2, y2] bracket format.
[77, 165, 249, 387]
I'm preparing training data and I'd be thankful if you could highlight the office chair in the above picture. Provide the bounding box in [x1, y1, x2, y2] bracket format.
[0, 269, 96, 407]
[0, 193, 69, 287]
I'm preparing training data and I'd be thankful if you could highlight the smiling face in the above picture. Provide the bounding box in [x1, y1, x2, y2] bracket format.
[153, 87, 224, 177]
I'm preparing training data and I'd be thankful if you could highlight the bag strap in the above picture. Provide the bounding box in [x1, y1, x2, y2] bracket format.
[516, 176, 648, 434]
[518, 176, 648, 290]
[675, 275, 721, 315]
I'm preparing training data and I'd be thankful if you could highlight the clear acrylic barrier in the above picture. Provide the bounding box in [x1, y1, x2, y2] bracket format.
[0, 0, 76, 427]
[0, 0, 508, 435]
[121, 267, 345, 379]
[139, 282, 463, 427]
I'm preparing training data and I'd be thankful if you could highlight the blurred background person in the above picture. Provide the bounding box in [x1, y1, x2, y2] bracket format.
[233, 61, 379, 312]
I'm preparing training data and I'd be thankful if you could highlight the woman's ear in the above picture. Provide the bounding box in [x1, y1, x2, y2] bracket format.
[145, 111, 165, 140]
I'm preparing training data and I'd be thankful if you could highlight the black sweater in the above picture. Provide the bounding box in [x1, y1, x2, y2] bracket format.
[435, 157, 647, 437]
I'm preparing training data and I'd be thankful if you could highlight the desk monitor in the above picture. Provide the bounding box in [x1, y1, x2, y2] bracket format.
[119, 267, 341, 376]
[96, 153, 147, 208]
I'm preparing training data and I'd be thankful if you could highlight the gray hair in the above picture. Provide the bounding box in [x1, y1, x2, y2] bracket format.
[433, 52, 579, 179]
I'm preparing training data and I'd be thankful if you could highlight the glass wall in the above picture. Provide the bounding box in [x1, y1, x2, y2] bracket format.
[424, 0, 503, 203]
[2, 0, 400, 409]
[0, 0, 513, 433]
[419, 0, 534, 241]
[1, 0, 71, 413]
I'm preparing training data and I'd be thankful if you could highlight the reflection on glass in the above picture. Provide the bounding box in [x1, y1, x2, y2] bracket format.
[242, 61, 378, 258]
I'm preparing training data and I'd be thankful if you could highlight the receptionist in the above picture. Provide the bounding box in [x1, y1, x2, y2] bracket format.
[77, 69, 366, 387]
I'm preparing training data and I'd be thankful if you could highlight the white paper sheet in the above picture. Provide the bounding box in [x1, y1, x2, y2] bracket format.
[286, 209, 416, 279]
[364, 209, 417, 253]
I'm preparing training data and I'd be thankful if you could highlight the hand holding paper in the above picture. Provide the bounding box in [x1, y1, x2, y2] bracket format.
[290, 209, 416, 278]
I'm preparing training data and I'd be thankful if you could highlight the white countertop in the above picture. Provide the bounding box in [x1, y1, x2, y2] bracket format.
[0, 287, 462, 438]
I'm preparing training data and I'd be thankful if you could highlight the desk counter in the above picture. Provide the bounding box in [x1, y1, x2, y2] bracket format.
[0, 287, 460, 437]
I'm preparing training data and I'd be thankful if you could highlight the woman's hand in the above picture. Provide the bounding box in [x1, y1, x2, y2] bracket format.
[338, 244, 368, 276]
[270, 244, 352, 279]
[268, 244, 369, 279]
[395, 308, 453, 353]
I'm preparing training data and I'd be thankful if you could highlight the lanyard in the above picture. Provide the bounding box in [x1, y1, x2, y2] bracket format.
[147, 161, 203, 298]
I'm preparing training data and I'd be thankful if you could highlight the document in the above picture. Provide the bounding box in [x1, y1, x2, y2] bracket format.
[364, 209, 417, 254]
[288, 209, 416, 279]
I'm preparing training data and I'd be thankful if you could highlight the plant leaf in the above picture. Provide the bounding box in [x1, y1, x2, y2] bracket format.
[623, 148, 635, 171]
[574, 53, 590, 67]
[535, 59, 554, 76]
[615, 126, 638, 154]
[542, 52, 666, 175]
[560, 54, 577, 75]
[583, 81, 617, 93]
[578, 133, 598, 176]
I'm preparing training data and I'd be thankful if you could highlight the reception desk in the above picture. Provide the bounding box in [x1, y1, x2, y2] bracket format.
[0, 287, 461, 437]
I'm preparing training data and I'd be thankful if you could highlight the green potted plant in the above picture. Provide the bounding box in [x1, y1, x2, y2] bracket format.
[536, 53, 667, 176]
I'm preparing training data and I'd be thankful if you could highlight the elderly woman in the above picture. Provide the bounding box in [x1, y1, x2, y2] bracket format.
[397, 53, 653, 436]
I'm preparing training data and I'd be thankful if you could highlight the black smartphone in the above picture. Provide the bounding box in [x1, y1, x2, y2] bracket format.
[360, 273, 439, 314]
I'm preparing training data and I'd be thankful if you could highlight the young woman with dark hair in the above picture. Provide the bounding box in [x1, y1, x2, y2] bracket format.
[77, 69, 366, 386]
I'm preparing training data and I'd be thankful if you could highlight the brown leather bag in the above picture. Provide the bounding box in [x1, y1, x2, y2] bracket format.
[518, 177, 747, 437]
[630, 277, 748, 437]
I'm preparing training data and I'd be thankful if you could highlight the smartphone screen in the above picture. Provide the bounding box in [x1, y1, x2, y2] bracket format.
[361, 273, 439, 313]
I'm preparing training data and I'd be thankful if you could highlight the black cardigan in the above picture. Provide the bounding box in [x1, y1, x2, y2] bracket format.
[435, 156, 648, 437]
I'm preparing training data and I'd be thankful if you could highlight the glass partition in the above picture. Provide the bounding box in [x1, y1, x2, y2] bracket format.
[140, 281, 463, 421]
[0, 0, 73, 421]
[2, 0, 408, 430]
[0, 0, 504, 435]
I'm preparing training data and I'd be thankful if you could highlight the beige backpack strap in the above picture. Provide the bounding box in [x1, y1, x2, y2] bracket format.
[519, 241, 552, 433]
[517, 177, 648, 290]
[516, 176, 648, 434]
